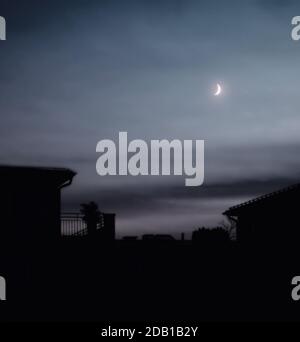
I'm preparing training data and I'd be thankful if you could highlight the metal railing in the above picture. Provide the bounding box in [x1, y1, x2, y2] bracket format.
[61, 212, 105, 237]
[61, 212, 88, 236]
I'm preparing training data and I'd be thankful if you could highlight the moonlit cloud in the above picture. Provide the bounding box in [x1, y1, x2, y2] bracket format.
[1, 0, 300, 236]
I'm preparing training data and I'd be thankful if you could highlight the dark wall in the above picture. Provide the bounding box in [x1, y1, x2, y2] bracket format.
[0, 184, 61, 248]
[102, 213, 115, 241]
[236, 191, 300, 246]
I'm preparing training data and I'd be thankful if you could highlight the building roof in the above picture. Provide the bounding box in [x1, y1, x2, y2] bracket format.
[0, 165, 76, 187]
[223, 183, 300, 216]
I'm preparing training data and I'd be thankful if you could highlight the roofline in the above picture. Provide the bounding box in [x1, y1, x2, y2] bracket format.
[0, 164, 76, 175]
[0, 164, 76, 188]
[223, 182, 300, 216]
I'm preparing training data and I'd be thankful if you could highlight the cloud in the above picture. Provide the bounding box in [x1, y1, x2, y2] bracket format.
[1, 0, 300, 235]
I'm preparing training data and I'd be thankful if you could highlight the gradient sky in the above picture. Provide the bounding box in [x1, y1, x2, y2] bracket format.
[1, 0, 300, 237]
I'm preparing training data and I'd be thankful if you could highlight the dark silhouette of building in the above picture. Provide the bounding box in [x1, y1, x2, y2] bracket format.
[122, 236, 138, 241]
[223, 183, 300, 245]
[102, 213, 116, 240]
[0, 165, 116, 245]
[80, 201, 101, 235]
[0, 165, 75, 246]
[1, 165, 299, 321]
[61, 211, 115, 240]
[142, 234, 175, 241]
[192, 227, 230, 244]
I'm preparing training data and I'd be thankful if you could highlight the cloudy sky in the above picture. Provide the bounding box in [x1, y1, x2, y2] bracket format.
[1, 0, 300, 237]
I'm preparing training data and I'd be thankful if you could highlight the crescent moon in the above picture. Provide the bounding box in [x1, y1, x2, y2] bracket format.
[214, 83, 222, 96]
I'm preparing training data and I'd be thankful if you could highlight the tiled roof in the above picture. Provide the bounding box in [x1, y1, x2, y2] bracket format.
[223, 183, 300, 216]
[0, 165, 76, 186]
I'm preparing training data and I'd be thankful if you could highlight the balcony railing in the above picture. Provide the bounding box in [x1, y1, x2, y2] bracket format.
[61, 212, 105, 237]
[61, 212, 87, 236]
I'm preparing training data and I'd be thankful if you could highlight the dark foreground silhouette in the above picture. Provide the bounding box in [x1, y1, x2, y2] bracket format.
[0, 165, 300, 321]
[1, 239, 299, 321]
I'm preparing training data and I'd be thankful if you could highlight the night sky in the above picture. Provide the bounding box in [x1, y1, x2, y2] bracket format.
[1, 0, 300, 237]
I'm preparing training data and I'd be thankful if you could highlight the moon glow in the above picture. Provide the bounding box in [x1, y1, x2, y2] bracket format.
[214, 83, 222, 96]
